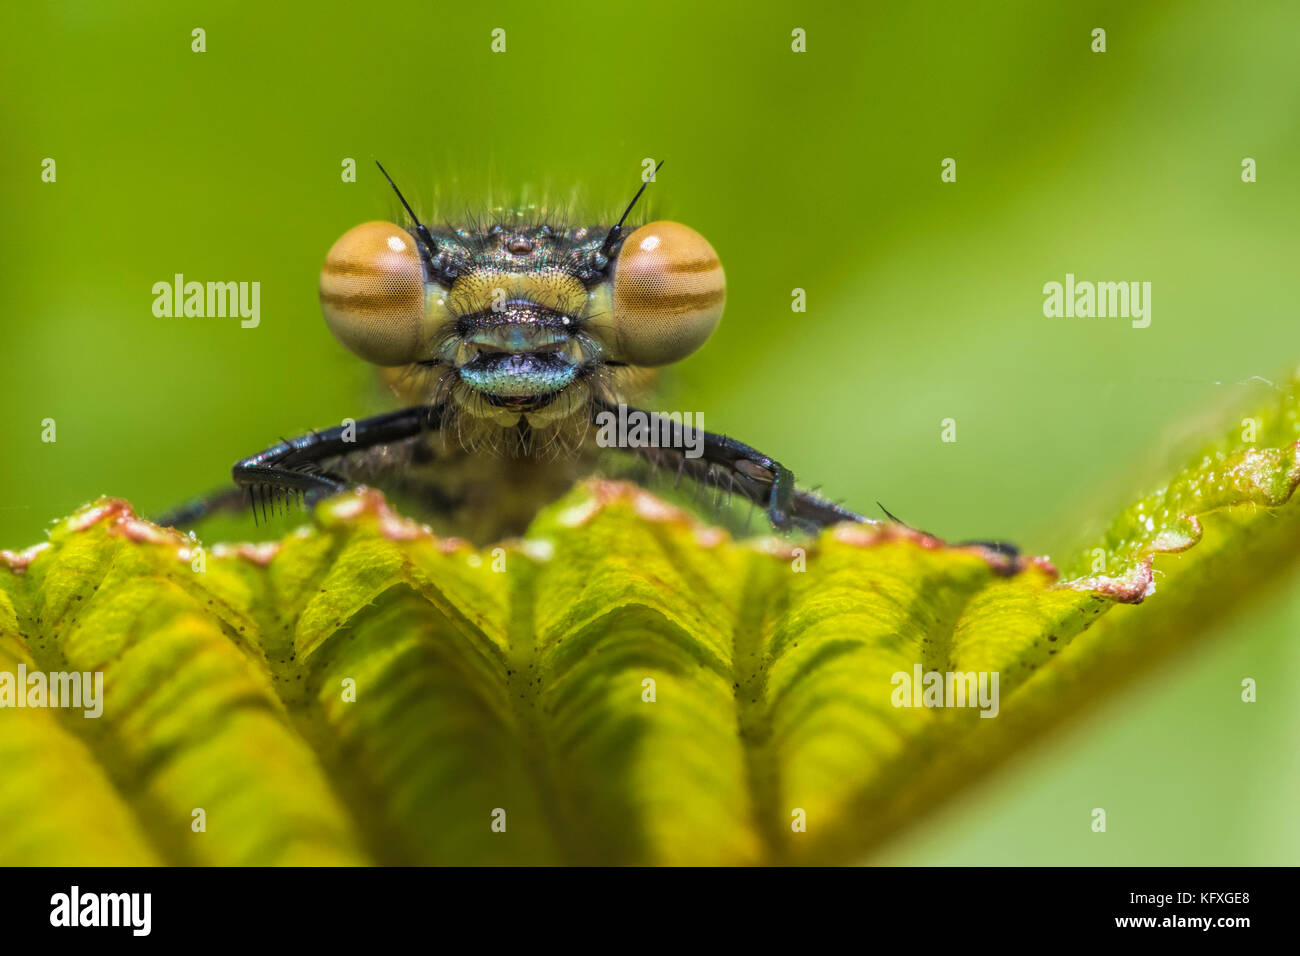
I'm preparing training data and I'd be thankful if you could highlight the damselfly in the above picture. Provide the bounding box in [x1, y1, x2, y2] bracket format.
[158, 163, 1006, 553]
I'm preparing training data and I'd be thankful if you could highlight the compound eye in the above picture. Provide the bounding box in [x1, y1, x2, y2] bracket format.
[607, 221, 725, 366]
[319, 221, 428, 366]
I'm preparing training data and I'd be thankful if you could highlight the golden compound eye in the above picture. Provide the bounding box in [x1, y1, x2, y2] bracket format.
[605, 220, 725, 366]
[319, 221, 429, 366]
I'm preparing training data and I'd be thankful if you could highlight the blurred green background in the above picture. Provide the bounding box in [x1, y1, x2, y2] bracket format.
[2, 0, 1297, 863]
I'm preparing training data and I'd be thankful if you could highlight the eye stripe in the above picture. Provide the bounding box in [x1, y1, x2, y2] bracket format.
[319, 289, 422, 312]
[320, 274, 424, 304]
[321, 260, 420, 279]
[319, 272, 422, 293]
[659, 255, 720, 274]
[617, 288, 725, 312]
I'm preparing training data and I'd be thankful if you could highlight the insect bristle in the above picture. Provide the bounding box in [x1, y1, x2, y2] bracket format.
[244, 482, 307, 525]
[374, 165, 665, 252]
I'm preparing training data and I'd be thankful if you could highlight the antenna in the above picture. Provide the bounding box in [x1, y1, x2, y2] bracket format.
[375, 160, 438, 262]
[599, 159, 665, 260]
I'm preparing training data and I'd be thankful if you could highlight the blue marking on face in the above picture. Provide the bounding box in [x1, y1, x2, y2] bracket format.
[458, 352, 578, 399]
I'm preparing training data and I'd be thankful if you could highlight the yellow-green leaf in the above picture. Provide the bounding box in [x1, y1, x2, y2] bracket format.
[2, 372, 1299, 865]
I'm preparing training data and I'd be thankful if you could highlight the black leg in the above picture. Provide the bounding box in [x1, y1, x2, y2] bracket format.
[591, 400, 869, 532]
[233, 404, 440, 506]
[589, 401, 1018, 557]
[153, 405, 441, 528]
[877, 502, 1020, 561]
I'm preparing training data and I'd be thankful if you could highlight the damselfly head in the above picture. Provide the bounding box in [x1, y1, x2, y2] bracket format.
[318, 166, 725, 435]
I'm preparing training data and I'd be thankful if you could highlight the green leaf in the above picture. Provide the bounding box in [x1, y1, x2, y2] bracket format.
[2, 374, 1299, 865]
